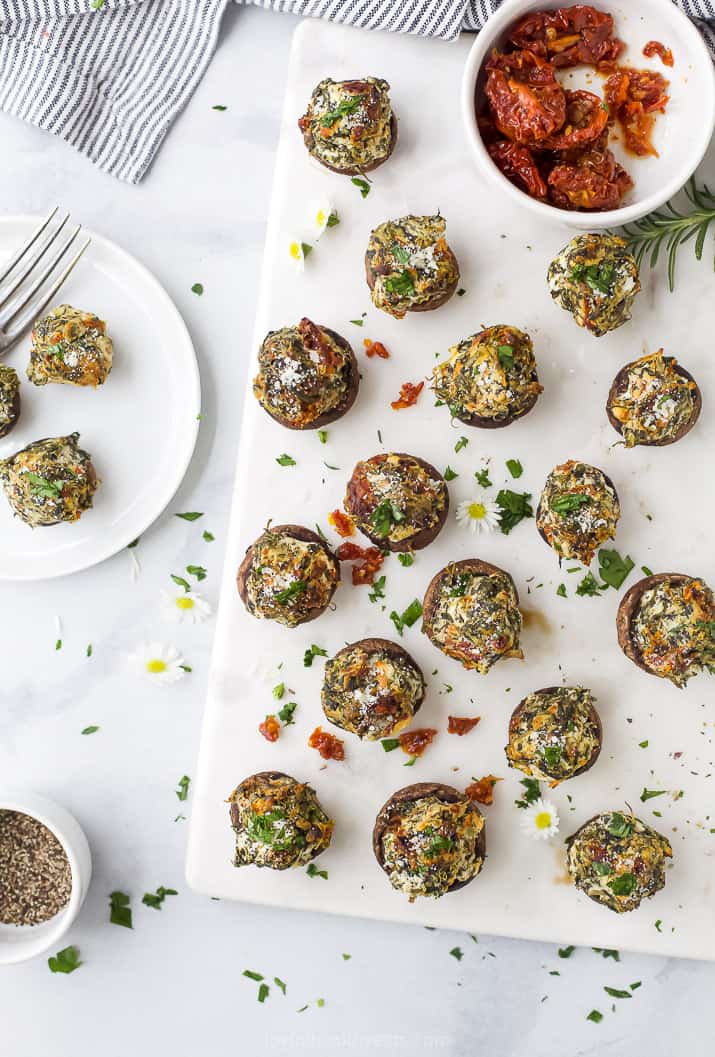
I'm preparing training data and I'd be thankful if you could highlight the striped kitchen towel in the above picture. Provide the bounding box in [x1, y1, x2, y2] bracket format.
[1, 0, 713, 184]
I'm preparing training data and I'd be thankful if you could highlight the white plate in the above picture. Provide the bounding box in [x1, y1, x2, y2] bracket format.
[187, 20, 715, 960]
[0, 217, 200, 580]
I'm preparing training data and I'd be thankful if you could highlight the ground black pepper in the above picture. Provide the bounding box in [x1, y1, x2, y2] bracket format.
[0, 810, 72, 925]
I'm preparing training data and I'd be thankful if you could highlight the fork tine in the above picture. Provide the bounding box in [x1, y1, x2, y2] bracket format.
[0, 207, 59, 287]
[0, 212, 70, 313]
[3, 238, 91, 346]
[0, 224, 82, 329]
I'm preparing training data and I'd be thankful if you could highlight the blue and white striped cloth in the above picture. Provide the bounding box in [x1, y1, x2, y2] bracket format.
[1, 0, 713, 183]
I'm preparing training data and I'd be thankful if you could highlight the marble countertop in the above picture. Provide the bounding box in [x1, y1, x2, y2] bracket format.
[0, 7, 712, 1055]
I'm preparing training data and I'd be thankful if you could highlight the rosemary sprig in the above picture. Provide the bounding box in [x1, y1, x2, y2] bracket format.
[617, 178, 715, 292]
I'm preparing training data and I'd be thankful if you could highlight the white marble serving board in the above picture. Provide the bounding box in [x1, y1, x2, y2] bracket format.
[186, 19, 715, 959]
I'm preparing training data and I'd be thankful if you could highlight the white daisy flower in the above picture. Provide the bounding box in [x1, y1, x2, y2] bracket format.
[161, 589, 211, 625]
[520, 797, 560, 841]
[287, 236, 307, 272]
[455, 497, 500, 534]
[129, 642, 188, 685]
[308, 195, 337, 240]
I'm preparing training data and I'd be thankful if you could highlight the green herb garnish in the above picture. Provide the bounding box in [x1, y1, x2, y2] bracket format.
[398, 553, 414, 567]
[278, 700, 298, 725]
[306, 863, 328, 880]
[191, 283, 204, 295]
[176, 775, 190, 801]
[276, 453, 296, 467]
[25, 472, 62, 499]
[109, 891, 132, 929]
[497, 344, 514, 369]
[381, 738, 400, 752]
[640, 788, 667, 802]
[495, 489, 533, 534]
[81, 725, 99, 735]
[320, 94, 364, 127]
[176, 511, 203, 521]
[142, 886, 178, 910]
[506, 459, 523, 479]
[550, 493, 591, 516]
[586, 1010, 603, 1023]
[389, 599, 422, 636]
[515, 777, 540, 808]
[171, 573, 191, 592]
[303, 644, 327, 667]
[351, 176, 371, 198]
[556, 584, 567, 598]
[450, 947, 463, 961]
[186, 564, 207, 582]
[607, 812, 632, 838]
[454, 436, 469, 454]
[475, 468, 492, 488]
[317, 430, 328, 444]
[543, 745, 562, 768]
[598, 548, 634, 590]
[576, 572, 603, 597]
[384, 270, 415, 296]
[48, 945, 81, 974]
[371, 499, 404, 537]
[443, 465, 458, 481]
[368, 575, 386, 603]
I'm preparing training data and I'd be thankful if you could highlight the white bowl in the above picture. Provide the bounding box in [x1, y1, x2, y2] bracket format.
[461, 0, 715, 228]
[0, 791, 92, 966]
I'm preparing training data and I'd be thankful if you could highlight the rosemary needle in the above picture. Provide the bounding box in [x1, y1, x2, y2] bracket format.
[616, 178, 715, 292]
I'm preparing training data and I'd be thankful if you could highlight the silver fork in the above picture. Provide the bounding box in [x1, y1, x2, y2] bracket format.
[0, 208, 91, 356]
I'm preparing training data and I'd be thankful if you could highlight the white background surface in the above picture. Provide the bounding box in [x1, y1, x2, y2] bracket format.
[0, 6, 714, 1055]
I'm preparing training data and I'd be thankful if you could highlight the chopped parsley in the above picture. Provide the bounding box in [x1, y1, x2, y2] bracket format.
[443, 465, 458, 481]
[398, 553, 414, 567]
[640, 788, 666, 802]
[211, 105, 227, 111]
[598, 548, 634, 590]
[389, 599, 422, 636]
[506, 459, 523, 479]
[381, 738, 400, 753]
[326, 211, 339, 228]
[191, 283, 204, 295]
[25, 472, 62, 499]
[351, 176, 371, 198]
[586, 1010, 603, 1024]
[474, 467, 492, 488]
[275, 581, 307, 605]
[604, 986, 631, 999]
[350, 318, 364, 327]
[558, 945, 575, 959]
[186, 564, 207, 582]
[276, 453, 296, 467]
[371, 499, 404, 537]
[171, 573, 191, 592]
[608, 873, 637, 896]
[384, 270, 415, 296]
[306, 863, 328, 880]
[450, 947, 463, 961]
[550, 493, 591, 516]
[576, 572, 603, 597]
[515, 777, 541, 808]
[497, 344, 514, 370]
[320, 95, 364, 127]
[317, 430, 328, 444]
[454, 436, 469, 454]
[278, 700, 298, 725]
[543, 745, 562, 768]
[176, 511, 203, 521]
[638, 740, 649, 748]
[641, 565, 654, 576]
[495, 489, 533, 534]
[176, 775, 191, 801]
[556, 583, 567, 598]
[390, 242, 410, 265]
[368, 575, 386, 603]
[303, 644, 328, 667]
[607, 812, 632, 838]
[81, 725, 99, 735]
[142, 886, 178, 910]
[109, 891, 132, 929]
[571, 261, 614, 294]
[272, 682, 285, 700]
[48, 946, 81, 974]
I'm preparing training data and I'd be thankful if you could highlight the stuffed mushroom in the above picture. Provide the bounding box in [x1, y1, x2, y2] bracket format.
[536, 460, 620, 565]
[422, 559, 523, 673]
[547, 234, 640, 337]
[253, 318, 359, 430]
[237, 524, 340, 627]
[26, 304, 113, 387]
[228, 771, 333, 870]
[432, 324, 543, 428]
[0, 365, 21, 438]
[298, 77, 397, 175]
[322, 638, 425, 739]
[506, 686, 602, 783]
[344, 452, 449, 552]
[606, 350, 701, 447]
[616, 573, 714, 687]
[0, 433, 98, 527]
[372, 782, 485, 900]
[566, 811, 672, 913]
[365, 215, 460, 318]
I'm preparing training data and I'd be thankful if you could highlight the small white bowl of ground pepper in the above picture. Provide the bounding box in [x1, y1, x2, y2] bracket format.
[0, 792, 91, 965]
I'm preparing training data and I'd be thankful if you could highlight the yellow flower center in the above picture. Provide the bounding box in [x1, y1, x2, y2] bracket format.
[146, 659, 167, 674]
[468, 502, 487, 520]
[175, 596, 195, 610]
[289, 241, 302, 260]
[535, 811, 552, 830]
[316, 209, 326, 227]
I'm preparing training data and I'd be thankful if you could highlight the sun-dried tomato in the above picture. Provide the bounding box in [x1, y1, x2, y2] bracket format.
[258, 715, 280, 742]
[364, 338, 390, 359]
[487, 140, 548, 198]
[542, 89, 608, 150]
[308, 725, 345, 760]
[336, 541, 385, 585]
[485, 49, 566, 146]
[465, 775, 502, 805]
[399, 727, 437, 757]
[548, 139, 633, 211]
[390, 380, 424, 410]
[604, 67, 669, 157]
[447, 715, 481, 736]
[643, 40, 674, 67]
[328, 509, 355, 537]
[297, 317, 342, 369]
[509, 5, 624, 68]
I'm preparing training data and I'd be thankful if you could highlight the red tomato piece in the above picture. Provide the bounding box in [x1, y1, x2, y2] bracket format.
[509, 5, 624, 68]
[485, 49, 566, 146]
[487, 140, 548, 199]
